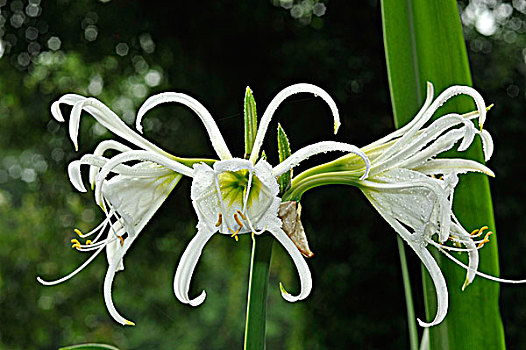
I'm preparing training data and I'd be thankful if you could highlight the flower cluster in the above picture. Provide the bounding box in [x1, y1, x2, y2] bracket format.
[38, 84, 370, 325]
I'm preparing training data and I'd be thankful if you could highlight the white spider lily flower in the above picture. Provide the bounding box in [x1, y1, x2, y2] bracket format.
[38, 83, 371, 326]
[347, 83, 523, 327]
[287, 82, 525, 328]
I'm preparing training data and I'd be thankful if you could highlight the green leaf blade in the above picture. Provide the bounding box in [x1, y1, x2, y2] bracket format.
[244, 86, 258, 159]
[277, 123, 292, 194]
[381, 0, 505, 349]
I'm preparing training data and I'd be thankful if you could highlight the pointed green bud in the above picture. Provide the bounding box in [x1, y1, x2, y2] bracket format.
[277, 123, 292, 194]
[244, 86, 258, 159]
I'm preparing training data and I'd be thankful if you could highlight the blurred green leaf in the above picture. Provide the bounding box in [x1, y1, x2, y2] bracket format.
[59, 344, 120, 350]
[381, 0, 504, 349]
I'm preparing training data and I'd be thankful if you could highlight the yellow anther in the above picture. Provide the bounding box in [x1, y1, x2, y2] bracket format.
[236, 210, 247, 221]
[479, 226, 489, 233]
[470, 228, 480, 236]
[215, 213, 223, 227]
[74, 229, 83, 237]
[71, 242, 81, 249]
[71, 238, 80, 245]
[85, 240, 92, 245]
[477, 231, 493, 248]
[118, 235, 124, 246]
[228, 226, 241, 242]
[234, 213, 244, 228]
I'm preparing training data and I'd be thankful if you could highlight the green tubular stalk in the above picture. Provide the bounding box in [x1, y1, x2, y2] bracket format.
[244, 234, 274, 350]
[381, 1, 504, 349]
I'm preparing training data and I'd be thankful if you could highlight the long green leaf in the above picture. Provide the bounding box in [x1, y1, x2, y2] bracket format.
[59, 344, 119, 350]
[381, 1, 504, 349]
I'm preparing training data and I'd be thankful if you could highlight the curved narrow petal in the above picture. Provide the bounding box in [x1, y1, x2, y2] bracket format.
[173, 227, 215, 306]
[94, 150, 193, 206]
[68, 160, 89, 192]
[451, 224, 479, 289]
[89, 140, 133, 187]
[53, 95, 171, 157]
[373, 113, 468, 171]
[272, 141, 371, 180]
[249, 84, 340, 163]
[137, 92, 232, 160]
[268, 227, 312, 302]
[69, 154, 173, 193]
[372, 204, 448, 328]
[480, 129, 494, 161]
[104, 236, 138, 326]
[51, 94, 86, 122]
[389, 129, 465, 174]
[378, 85, 486, 164]
[367, 82, 435, 149]
[412, 159, 495, 177]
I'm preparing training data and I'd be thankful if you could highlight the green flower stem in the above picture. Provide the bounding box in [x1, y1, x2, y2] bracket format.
[283, 171, 360, 202]
[397, 235, 419, 350]
[244, 233, 274, 350]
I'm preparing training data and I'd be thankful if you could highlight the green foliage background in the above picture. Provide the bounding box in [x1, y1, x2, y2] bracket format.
[0, 0, 525, 349]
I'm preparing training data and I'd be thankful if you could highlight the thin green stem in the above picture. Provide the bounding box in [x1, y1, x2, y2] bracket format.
[244, 233, 274, 350]
[396, 235, 419, 350]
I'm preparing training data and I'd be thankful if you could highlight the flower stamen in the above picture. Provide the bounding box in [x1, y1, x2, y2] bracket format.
[477, 231, 493, 248]
[71, 239, 81, 249]
[236, 210, 247, 221]
[118, 235, 124, 246]
[215, 213, 222, 227]
[470, 225, 489, 238]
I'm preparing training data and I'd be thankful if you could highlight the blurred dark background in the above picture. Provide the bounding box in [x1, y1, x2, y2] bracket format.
[0, 0, 525, 349]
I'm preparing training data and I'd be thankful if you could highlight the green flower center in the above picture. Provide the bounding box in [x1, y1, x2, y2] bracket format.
[217, 169, 262, 209]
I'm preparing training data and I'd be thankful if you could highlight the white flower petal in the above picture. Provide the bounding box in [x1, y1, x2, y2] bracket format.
[94, 150, 193, 206]
[52, 95, 171, 156]
[378, 85, 486, 164]
[272, 141, 371, 180]
[51, 94, 86, 122]
[268, 227, 312, 302]
[137, 92, 232, 160]
[249, 83, 340, 163]
[375, 208, 448, 328]
[458, 123, 476, 152]
[104, 236, 138, 326]
[480, 129, 494, 161]
[391, 129, 465, 173]
[68, 160, 88, 192]
[173, 227, 215, 306]
[368, 82, 435, 149]
[89, 140, 133, 187]
[361, 170, 451, 243]
[413, 159, 495, 177]
[102, 167, 182, 236]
